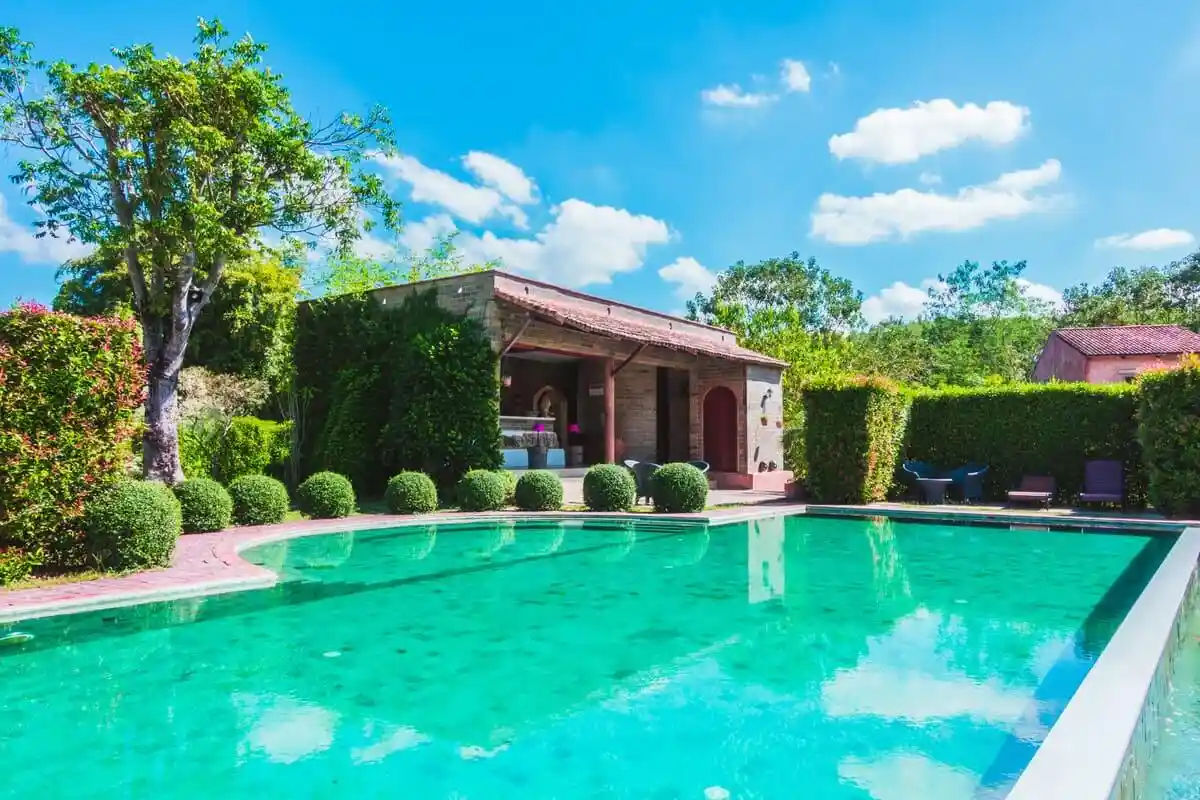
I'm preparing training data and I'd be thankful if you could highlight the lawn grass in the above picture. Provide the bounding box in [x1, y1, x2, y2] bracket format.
[3, 568, 120, 592]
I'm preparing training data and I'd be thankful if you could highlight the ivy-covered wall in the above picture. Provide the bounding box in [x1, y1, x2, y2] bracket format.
[904, 383, 1145, 506]
[293, 290, 501, 495]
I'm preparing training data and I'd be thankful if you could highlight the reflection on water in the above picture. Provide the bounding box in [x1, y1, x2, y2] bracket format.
[0, 516, 1170, 799]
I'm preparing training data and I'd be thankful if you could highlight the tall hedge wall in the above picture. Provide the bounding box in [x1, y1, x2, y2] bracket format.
[294, 290, 501, 495]
[0, 303, 143, 563]
[803, 377, 910, 503]
[1137, 356, 1200, 518]
[904, 383, 1146, 506]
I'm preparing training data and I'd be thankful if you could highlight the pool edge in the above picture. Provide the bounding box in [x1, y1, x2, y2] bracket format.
[1006, 525, 1200, 800]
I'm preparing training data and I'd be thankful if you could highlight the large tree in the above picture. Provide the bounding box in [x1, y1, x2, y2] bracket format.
[1059, 254, 1200, 330]
[0, 20, 398, 481]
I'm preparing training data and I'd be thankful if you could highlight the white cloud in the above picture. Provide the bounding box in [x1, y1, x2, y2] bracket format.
[658, 256, 717, 300]
[0, 193, 93, 264]
[828, 99, 1031, 164]
[399, 213, 458, 256]
[701, 84, 777, 108]
[918, 171, 942, 186]
[461, 151, 538, 205]
[1094, 228, 1196, 251]
[861, 276, 1062, 324]
[811, 159, 1064, 245]
[371, 152, 528, 228]
[780, 59, 811, 93]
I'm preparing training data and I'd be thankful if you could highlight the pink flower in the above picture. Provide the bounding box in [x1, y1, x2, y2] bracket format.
[568, 423, 581, 434]
[533, 423, 545, 432]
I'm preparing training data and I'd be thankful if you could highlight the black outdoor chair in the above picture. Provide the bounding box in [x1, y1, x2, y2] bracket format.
[947, 463, 989, 504]
[630, 461, 660, 505]
[688, 460, 711, 474]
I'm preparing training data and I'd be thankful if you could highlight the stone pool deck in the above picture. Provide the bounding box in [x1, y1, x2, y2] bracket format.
[0, 504, 802, 625]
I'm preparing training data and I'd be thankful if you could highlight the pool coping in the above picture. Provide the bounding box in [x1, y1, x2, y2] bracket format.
[0, 505, 802, 625]
[805, 503, 1190, 534]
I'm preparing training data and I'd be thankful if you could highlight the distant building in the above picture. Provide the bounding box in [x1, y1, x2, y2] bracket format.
[1032, 324, 1200, 383]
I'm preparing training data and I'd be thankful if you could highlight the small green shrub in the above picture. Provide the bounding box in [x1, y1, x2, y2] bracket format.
[297, 471, 356, 519]
[456, 470, 509, 512]
[803, 377, 910, 504]
[583, 464, 636, 512]
[651, 463, 709, 513]
[227, 475, 290, 526]
[1138, 356, 1200, 517]
[514, 471, 564, 511]
[173, 478, 233, 534]
[385, 472, 439, 514]
[84, 480, 182, 570]
[214, 416, 292, 483]
[496, 469, 518, 504]
[0, 546, 41, 586]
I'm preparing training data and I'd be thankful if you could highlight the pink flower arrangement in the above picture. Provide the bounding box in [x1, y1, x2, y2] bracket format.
[533, 423, 545, 432]
[568, 423, 581, 434]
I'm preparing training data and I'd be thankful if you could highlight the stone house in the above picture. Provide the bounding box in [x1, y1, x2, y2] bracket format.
[1032, 324, 1200, 383]
[370, 270, 791, 491]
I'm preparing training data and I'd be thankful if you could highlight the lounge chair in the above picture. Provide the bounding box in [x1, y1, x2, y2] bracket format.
[688, 460, 711, 474]
[630, 461, 660, 505]
[1078, 460, 1124, 507]
[948, 463, 989, 504]
[902, 460, 939, 480]
[1008, 475, 1056, 509]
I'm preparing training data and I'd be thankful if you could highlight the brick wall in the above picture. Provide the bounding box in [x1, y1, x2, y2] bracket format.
[691, 358, 746, 469]
[372, 272, 502, 347]
[615, 363, 657, 462]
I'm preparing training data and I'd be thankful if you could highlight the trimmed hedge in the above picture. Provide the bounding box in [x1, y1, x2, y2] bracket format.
[651, 463, 709, 513]
[228, 475, 290, 526]
[0, 304, 143, 565]
[583, 464, 636, 512]
[803, 377, 910, 504]
[497, 469, 518, 505]
[514, 470, 564, 512]
[905, 383, 1145, 506]
[214, 416, 292, 483]
[457, 470, 510, 512]
[173, 478, 233, 533]
[297, 471, 356, 519]
[385, 472, 439, 514]
[84, 480, 182, 569]
[0, 546, 41, 587]
[1138, 357, 1200, 517]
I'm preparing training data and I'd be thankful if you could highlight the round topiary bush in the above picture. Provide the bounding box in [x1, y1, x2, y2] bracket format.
[583, 464, 636, 512]
[457, 470, 510, 512]
[651, 463, 709, 513]
[173, 477, 233, 534]
[84, 479, 182, 569]
[514, 470, 564, 511]
[297, 471, 356, 519]
[385, 471, 439, 514]
[227, 474, 290, 526]
[496, 469, 518, 504]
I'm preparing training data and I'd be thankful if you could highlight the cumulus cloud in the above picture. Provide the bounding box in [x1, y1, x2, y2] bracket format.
[780, 59, 811, 93]
[918, 172, 942, 186]
[461, 151, 539, 205]
[371, 152, 528, 228]
[860, 276, 1062, 324]
[829, 99, 1031, 164]
[701, 84, 777, 108]
[0, 193, 93, 264]
[811, 159, 1065, 245]
[658, 256, 717, 299]
[1094, 228, 1196, 251]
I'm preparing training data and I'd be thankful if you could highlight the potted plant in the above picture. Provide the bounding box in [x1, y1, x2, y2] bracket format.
[567, 423, 584, 467]
[526, 425, 551, 469]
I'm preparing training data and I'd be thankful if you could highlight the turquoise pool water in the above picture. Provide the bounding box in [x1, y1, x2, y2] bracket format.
[1144, 606, 1200, 799]
[0, 515, 1174, 798]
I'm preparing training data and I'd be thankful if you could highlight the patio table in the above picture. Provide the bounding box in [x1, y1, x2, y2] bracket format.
[916, 477, 953, 505]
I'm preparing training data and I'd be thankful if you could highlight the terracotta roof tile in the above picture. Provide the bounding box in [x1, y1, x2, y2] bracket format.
[1054, 325, 1200, 357]
[494, 288, 787, 367]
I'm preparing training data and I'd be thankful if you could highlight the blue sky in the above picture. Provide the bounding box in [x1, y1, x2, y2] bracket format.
[2, 0, 1200, 321]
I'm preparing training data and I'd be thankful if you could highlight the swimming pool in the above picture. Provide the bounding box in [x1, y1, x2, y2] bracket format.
[0, 514, 1177, 798]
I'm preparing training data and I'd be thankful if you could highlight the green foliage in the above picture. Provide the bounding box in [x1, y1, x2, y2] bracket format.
[1137, 356, 1200, 517]
[803, 377, 910, 504]
[456, 470, 509, 512]
[0, 20, 399, 481]
[295, 289, 501, 496]
[0, 546, 41, 586]
[297, 471, 356, 519]
[582, 464, 636, 512]
[172, 478, 233, 534]
[496, 470, 518, 504]
[214, 417, 292, 483]
[906, 383, 1145, 506]
[1060, 256, 1200, 329]
[384, 472, 439, 515]
[514, 471, 564, 512]
[227, 474, 290, 526]
[84, 480, 182, 569]
[651, 463, 709, 513]
[0, 304, 143, 566]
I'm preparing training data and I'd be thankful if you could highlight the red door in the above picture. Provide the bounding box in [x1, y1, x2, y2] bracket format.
[703, 386, 738, 472]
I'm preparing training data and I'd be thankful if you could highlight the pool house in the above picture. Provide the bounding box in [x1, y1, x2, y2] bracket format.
[369, 270, 792, 491]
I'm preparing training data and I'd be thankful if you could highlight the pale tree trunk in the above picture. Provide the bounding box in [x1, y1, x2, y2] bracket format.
[143, 358, 184, 484]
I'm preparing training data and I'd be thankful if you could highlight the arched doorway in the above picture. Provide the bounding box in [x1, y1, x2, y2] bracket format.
[703, 386, 738, 472]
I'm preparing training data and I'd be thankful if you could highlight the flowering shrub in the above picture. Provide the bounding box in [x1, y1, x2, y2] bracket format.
[0, 303, 143, 565]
